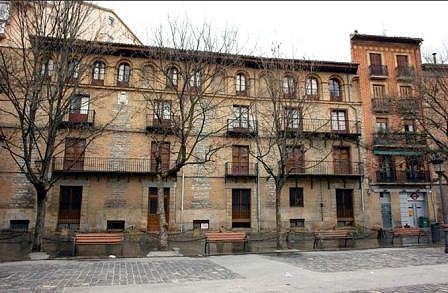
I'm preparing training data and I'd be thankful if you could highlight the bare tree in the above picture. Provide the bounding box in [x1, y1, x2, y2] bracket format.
[137, 18, 244, 249]
[0, 1, 115, 251]
[252, 46, 360, 248]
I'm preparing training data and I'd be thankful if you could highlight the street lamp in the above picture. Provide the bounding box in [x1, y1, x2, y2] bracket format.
[431, 154, 448, 253]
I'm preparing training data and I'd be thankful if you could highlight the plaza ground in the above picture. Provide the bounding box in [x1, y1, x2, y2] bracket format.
[0, 246, 447, 292]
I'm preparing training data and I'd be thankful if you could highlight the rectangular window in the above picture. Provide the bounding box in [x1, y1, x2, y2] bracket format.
[369, 53, 382, 65]
[372, 84, 386, 98]
[290, 219, 305, 228]
[400, 86, 412, 97]
[151, 141, 170, 172]
[331, 110, 347, 131]
[232, 105, 249, 128]
[232, 145, 249, 174]
[285, 107, 301, 129]
[333, 147, 351, 174]
[0, 2, 9, 21]
[289, 188, 304, 207]
[107, 220, 125, 232]
[376, 118, 388, 133]
[10, 220, 29, 232]
[64, 138, 86, 171]
[396, 55, 409, 67]
[193, 220, 209, 230]
[404, 120, 415, 133]
[154, 101, 172, 120]
[70, 95, 89, 114]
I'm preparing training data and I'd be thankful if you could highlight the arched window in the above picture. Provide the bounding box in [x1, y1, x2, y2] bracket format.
[167, 66, 178, 89]
[92, 61, 105, 85]
[305, 77, 319, 99]
[117, 62, 130, 87]
[190, 70, 201, 88]
[41, 58, 53, 78]
[282, 76, 296, 96]
[235, 73, 246, 94]
[67, 59, 80, 82]
[329, 78, 342, 101]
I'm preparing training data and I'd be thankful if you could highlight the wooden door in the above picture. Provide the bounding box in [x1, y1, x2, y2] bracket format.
[232, 189, 250, 228]
[370, 53, 383, 75]
[151, 142, 170, 172]
[64, 138, 85, 171]
[397, 55, 409, 67]
[147, 187, 169, 232]
[58, 186, 82, 226]
[333, 147, 351, 174]
[336, 189, 353, 219]
[232, 145, 249, 174]
[286, 145, 304, 174]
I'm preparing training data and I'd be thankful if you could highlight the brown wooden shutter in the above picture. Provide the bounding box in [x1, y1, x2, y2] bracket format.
[64, 138, 85, 170]
[370, 53, 382, 65]
[232, 145, 249, 174]
[397, 55, 408, 67]
[373, 85, 385, 97]
[400, 86, 412, 97]
[333, 147, 351, 174]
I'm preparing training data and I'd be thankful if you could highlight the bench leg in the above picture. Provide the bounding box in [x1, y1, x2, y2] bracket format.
[121, 243, 124, 257]
[344, 239, 347, 248]
[204, 241, 208, 255]
[243, 241, 246, 253]
[72, 242, 76, 257]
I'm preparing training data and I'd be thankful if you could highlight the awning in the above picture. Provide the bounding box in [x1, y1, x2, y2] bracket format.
[373, 150, 423, 156]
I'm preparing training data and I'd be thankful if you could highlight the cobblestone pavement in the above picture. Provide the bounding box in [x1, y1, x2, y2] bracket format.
[269, 247, 448, 272]
[344, 282, 448, 293]
[0, 258, 241, 292]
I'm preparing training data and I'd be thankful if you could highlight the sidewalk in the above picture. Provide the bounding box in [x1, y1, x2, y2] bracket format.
[0, 247, 447, 292]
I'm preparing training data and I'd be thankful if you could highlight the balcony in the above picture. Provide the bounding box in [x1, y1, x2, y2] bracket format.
[373, 133, 426, 147]
[396, 66, 415, 80]
[397, 97, 420, 113]
[369, 65, 388, 79]
[282, 118, 361, 137]
[226, 119, 257, 137]
[60, 110, 95, 128]
[225, 162, 257, 178]
[146, 114, 178, 134]
[376, 170, 430, 184]
[371, 97, 392, 113]
[52, 157, 176, 176]
[284, 160, 363, 177]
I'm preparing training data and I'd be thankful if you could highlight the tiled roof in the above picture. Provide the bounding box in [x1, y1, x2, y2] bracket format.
[350, 33, 423, 45]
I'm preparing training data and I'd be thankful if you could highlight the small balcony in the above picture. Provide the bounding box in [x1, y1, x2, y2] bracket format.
[397, 97, 420, 113]
[369, 65, 388, 79]
[283, 118, 361, 137]
[226, 119, 257, 137]
[52, 157, 175, 176]
[284, 160, 363, 177]
[146, 114, 178, 134]
[225, 162, 257, 178]
[60, 110, 95, 128]
[373, 133, 426, 147]
[396, 66, 415, 80]
[371, 97, 392, 113]
[376, 170, 430, 184]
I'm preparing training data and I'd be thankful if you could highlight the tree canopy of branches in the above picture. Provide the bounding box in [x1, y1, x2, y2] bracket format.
[138, 18, 244, 249]
[0, 1, 116, 251]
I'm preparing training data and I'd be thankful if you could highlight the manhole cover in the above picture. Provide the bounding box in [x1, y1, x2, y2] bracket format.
[0, 272, 13, 279]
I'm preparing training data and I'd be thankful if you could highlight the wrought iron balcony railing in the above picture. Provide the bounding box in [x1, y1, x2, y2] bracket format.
[52, 157, 176, 175]
[376, 170, 430, 183]
[225, 162, 257, 177]
[60, 110, 95, 127]
[396, 66, 415, 80]
[282, 118, 361, 136]
[371, 97, 393, 113]
[146, 114, 179, 133]
[226, 119, 257, 136]
[369, 65, 388, 78]
[283, 160, 363, 176]
[373, 132, 426, 147]
[397, 97, 420, 113]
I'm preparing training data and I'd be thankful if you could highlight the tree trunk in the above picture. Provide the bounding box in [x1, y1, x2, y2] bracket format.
[32, 189, 47, 252]
[275, 185, 282, 249]
[157, 174, 169, 250]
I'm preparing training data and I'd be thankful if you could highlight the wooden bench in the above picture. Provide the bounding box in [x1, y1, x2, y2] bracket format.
[392, 227, 424, 244]
[73, 233, 124, 256]
[204, 232, 247, 255]
[313, 230, 353, 249]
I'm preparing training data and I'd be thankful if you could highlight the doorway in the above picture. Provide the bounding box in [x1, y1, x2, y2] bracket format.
[232, 189, 250, 228]
[58, 186, 82, 230]
[380, 192, 393, 229]
[336, 189, 353, 226]
[147, 187, 169, 232]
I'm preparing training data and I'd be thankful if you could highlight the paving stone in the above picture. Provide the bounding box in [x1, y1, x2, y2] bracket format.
[269, 247, 448, 272]
[344, 282, 448, 293]
[0, 258, 241, 292]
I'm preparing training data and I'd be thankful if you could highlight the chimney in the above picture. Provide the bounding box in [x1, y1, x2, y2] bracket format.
[433, 53, 437, 64]
[354, 30, 358, 34]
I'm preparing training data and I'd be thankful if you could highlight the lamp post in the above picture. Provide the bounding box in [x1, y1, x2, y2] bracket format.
[431, 154, 448, 253]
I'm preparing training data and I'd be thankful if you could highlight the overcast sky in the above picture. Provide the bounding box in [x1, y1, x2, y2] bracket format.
[98, 1, 448, 63]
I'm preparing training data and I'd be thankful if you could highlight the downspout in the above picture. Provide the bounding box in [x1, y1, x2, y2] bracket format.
[346, 73, 365, 216]
[180, 170, 185, 232]
[253, 76, 261, 232]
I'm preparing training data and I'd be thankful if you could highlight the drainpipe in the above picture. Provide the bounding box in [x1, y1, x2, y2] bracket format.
[346, 74, 365, 216]
[252, 76, 261, 232]
[180, 170, 185, 232]
[432, 53, 437, 64]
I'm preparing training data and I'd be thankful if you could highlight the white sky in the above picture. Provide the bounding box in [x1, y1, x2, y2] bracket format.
[97, 1, 448, 63]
